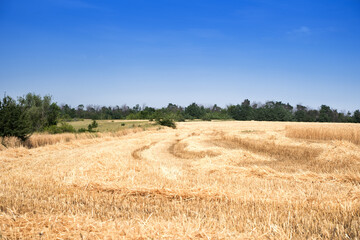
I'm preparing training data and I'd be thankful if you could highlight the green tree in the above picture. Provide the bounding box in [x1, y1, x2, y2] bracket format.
[354, 110, 360, 123]
[227, 104, 242, 120]
[240, 99, 254, 120]
[185, 103, 205, 119]
[318, 105, 332, 122]
[294, 105, 308, 122]
[253, 101, 293, 121]
[47, 103, 60, 126]
[18, 93, 60, 131]
[0, 96, 32, 142]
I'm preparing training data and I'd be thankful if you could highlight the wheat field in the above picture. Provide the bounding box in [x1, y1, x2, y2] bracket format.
[1, 121, 360, 239]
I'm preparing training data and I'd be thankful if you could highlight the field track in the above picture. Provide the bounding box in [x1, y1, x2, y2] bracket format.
[1, 121, 360, 239]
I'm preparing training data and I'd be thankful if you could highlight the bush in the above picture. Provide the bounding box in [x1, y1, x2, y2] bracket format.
[201, 114, 212, 121]
[44, 122, 76, 134]
[78, 128, 87, 133]
[88, 120, 98, 132]
[60, 122, 76, 133]
[156, 118, 176, 129]
[45, 125, 62, 134]
[91, 120, 98, 128]
[175, 115, 186, 122]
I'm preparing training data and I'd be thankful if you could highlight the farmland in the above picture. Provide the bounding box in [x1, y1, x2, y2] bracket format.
[1, 121, 360, 239]
[67, 119, 153, 132]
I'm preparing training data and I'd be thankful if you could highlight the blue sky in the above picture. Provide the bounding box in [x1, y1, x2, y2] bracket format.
[1, 0, 359, 111]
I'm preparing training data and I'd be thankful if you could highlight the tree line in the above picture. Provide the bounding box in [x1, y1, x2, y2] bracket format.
[1, 93, 360, 141]
[60, 100, 360, 123]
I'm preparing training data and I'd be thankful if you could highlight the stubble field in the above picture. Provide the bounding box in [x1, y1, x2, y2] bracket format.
[1, 121, 360, 239]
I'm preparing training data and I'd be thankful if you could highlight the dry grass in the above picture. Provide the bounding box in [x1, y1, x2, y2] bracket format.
[1, 121, 360, 239]
[285, 123, 360, 145]
[212, 133, 322, 162]
[0, 128, 144, 150]
[169, 139, 219, 159]
[132, 142, 157, 160]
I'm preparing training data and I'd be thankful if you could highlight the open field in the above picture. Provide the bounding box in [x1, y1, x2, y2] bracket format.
[1, 121, 360, 239]
[67, 119, 153, 132]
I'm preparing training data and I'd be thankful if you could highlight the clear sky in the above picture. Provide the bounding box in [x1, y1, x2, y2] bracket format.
[1, 0, 359, 112]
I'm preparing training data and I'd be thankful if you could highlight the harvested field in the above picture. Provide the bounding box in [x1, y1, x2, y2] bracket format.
[1, 121, 360, 239]
[286, 123, 360, 145]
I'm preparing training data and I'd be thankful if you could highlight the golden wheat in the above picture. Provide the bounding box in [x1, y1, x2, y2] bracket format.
[0, 128, 144, 150]
[212, 133, 322, 161]
[1, 121, 359, 239]
[285, 123, 360, 145]
[169, 139, 219, 159]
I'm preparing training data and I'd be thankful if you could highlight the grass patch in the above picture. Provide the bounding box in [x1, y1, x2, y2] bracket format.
[65, 119, 154, 132]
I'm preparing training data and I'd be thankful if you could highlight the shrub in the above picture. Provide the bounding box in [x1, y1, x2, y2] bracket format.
[201, 114, 212, 121]
[44, 122, 76, 134]
[88, 120, 98, 132]
[156, 118, 176, 129]
[175, 115, 186, 122]
[78, 128, 87, 133]
[45, 125, 62, 134]
[60, 122, 76, 133]
[91, 120, 98, 128]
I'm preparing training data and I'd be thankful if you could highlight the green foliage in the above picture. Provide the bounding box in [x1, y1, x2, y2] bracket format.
[91, 120, 98, 128]
[77, 128, 87, 133]
[60, 122, 76, 133]
[47, 103, 60, 126]
[18, 93, 61, 131]
[294, 105, 310, 122]
[318, 105, 333, 122]
[156, 118, 176, 129]
[252, 101, 293, 122]
[201, 113, 212, 121]
[44, 122, 76, 134]
[44, 125, 62, 134]
[227, 100, 254, 120]
[227, 105, 242, 120]
[185, 103, 205, 119]
[354, 110, 360, 123]
[87, 120, 98, 132]
[175, 115, 186, 122]
[0, 96, 32, 141]
[60, 104, 76, 120]
[2, 92, 359, 141]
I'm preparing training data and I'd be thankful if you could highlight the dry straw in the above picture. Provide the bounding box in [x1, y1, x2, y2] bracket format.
[1, 121, 360, 239]
[0, 128, 144, 150]
[285, 123, 360, 145]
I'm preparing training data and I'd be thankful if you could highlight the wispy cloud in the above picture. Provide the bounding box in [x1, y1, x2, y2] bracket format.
[288, 26, 311, 35]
